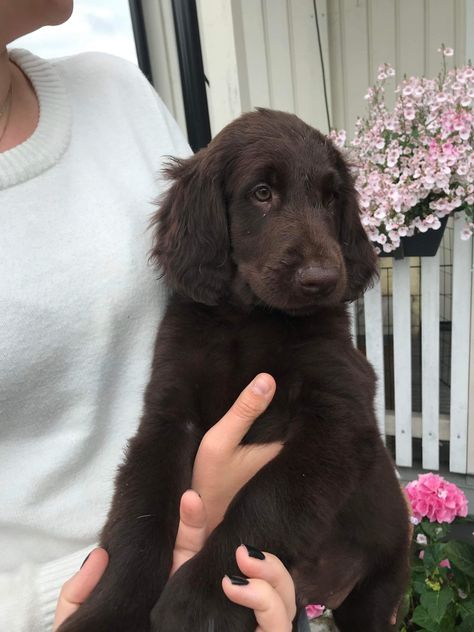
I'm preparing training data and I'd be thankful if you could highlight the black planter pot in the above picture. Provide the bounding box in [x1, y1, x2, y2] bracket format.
[378, 215, 449, 259]
[442, 518, 474, 545]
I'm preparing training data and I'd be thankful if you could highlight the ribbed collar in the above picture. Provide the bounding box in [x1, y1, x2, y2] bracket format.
[0, 49, 72, 190]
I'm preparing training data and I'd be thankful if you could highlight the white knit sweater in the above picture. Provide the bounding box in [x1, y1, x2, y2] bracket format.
[0, 49, 190, 631]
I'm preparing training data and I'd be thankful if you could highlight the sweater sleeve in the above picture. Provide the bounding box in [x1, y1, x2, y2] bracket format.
[0, 545, 93, 632]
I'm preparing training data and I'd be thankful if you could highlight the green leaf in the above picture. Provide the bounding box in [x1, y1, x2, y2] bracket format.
[423, 543, 447, 569]
[413, 577, 428, 595]
[457, 596, 474, 618]
[445, 541, 474, 578]
[458, 614, 474, 632]
[412, 605, 439, 630]
[420, 586, 453, 623]
[410, 605, 456, 632]
[411, 556, 425, 573]
[438, 610, 457, 632]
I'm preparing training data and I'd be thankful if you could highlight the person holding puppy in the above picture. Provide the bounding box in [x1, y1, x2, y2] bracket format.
[0, 2, 309, 631]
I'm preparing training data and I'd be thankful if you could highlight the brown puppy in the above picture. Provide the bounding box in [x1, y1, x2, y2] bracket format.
[59, 109, 409, 632]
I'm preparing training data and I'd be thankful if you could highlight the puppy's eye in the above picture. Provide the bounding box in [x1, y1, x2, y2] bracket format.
[252, 185, 272, 202]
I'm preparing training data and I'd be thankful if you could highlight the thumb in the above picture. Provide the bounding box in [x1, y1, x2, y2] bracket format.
[171, 490, 208, 575]
[211, 374, 276, 448]
[53, 548, 108, 630]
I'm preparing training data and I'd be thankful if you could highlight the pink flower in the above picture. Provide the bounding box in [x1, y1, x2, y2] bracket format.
[306, 604, 326, 619]
[405, 473, 468, 523]
[331, 48, 474, 246]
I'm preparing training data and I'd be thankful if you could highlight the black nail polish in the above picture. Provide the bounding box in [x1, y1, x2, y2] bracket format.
[244, 544, 265, 560]
[228, 575, 249, 586]
[80, 553, 91, 569]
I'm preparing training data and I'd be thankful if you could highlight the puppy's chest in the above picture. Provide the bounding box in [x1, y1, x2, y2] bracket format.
[190, 315, 342, 442]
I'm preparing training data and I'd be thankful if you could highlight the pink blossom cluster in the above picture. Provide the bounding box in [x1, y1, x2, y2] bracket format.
[330, 47, 474, 252]
[405, 472, 468, 524]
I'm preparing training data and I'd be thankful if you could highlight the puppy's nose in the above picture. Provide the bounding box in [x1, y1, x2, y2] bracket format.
[296, 265, 339, 294]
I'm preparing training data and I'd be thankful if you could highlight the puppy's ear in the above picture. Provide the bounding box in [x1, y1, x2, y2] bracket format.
[340, 190, 379, 301]
[150, 151, 232, 305]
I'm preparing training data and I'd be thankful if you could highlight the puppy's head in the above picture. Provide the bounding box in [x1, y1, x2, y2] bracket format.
[151, 109, 378, 311]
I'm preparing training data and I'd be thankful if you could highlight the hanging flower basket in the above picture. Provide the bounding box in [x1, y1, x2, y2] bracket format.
[379, 214, 448, 259]
[329, 45, 474, 254]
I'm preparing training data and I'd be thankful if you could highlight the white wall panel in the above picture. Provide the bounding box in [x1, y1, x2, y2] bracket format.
[198, 0, 332, 132]
[327, 0, 467, 134]
[142, 0, 186, 135]
[197, 0, 243, 135]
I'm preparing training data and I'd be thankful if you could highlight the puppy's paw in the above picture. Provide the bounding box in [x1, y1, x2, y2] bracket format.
[57, 601, 150, 632]
[151, 560, 256, 632]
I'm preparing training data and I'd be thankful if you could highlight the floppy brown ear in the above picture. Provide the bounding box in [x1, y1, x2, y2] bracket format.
[340, 190, 379, 301]
[150, 151, 232, 305]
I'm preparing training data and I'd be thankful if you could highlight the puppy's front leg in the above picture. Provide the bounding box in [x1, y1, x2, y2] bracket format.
[58, 410, 201, 632]
[151, 420, 380, 632]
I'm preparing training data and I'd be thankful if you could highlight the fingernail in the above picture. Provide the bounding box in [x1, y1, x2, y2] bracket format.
[251, 374, 271, 396]
[228, 574, 249, 586]
[244, 544, 265, 560]
[80, 552, 91, 569]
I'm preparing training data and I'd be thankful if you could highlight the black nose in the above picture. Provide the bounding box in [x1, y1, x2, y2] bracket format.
[296, 265, 339, 294]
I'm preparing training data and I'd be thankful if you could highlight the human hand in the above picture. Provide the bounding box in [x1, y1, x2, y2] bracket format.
[52, 549, 108, 631]
[222, 544, 297, 632]
[54, 492, 207, 630]
[172, 492, 297, 630]
[154, 489, 297, 631]
[53, 493, 207, 628]
[55, 496, 297, 632]
[172, 372, 280, 573]
[191, 372, 281, 532]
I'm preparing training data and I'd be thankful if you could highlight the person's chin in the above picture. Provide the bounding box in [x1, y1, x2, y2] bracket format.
[46, 0, 74, 27]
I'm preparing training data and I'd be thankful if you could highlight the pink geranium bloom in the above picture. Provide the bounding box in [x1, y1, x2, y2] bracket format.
[306, 604, 326, 619]
[405, 473, 468, 523]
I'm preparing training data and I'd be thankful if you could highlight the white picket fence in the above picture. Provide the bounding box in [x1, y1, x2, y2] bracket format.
[354, 215, 474, 474]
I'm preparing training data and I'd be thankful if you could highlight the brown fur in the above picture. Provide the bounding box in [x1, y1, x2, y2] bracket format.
[59, 109, 409, 632]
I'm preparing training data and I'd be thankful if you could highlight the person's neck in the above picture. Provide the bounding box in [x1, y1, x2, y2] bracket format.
[0, 48, 13, 107]
[0, 46, 40, 152]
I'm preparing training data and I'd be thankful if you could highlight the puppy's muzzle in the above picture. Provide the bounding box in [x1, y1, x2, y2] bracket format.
[296, 264, 340, 296]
